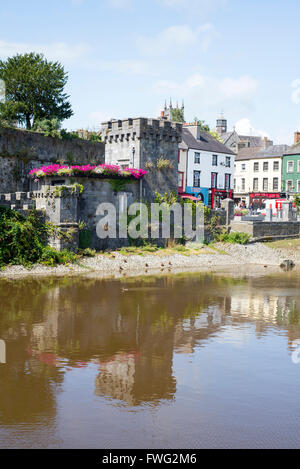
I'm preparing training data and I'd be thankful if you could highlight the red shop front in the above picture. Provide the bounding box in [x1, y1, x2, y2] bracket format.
[249, 192, 281, 208]
[209, 189, 233, 209]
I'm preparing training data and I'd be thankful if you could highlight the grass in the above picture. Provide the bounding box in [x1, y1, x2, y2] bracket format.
[265, 238, 300, 250]
[107, 243, 222, 258]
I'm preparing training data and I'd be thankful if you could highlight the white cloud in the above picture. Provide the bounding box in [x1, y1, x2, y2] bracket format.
[291, 79, 300, 104]
[0, 40, 150, 76]
[0, 40, 90, 63]
[219, 76, 258, 100]
[138, 23, 215, 56]
[153, 73, 258, 103]
[234, 118, 269, 138]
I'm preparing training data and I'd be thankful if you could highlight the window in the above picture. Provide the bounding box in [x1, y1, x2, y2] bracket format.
[178, 172, 184, 189]
[193, 171, 201, 188]
[287, 161, 294, 173]
[263, 178, 268, 191]
[297, 180, 300, 192]
[241, 163, 246, 171]
[242, 178, 245, 191]
[298, 160, 300, 173]
[226, 157, 231, 167]
[212, 154, 218, 166]
[234, 178, 236, 190]
[211, 172, 218, 188]
[263, 162, 268, 172]
[225, 174, 231, 190]
[273, 161, 279, 171]
[286, 180, 293, 191]
[194, 152, 200, 164]
[253, 178, 259, 191]
[178, 150, 180, 163]
[273, 177, 279, 191]
[254, 162, 259, 172]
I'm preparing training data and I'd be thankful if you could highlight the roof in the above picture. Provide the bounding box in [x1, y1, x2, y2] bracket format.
[238, 135, 263, 147]
[284, 142, 300, 155]
[179, 127, 235, 155]
[220, 131, 263, 148]
[236, 144, 289, 161]
[235, 146, 264, 161]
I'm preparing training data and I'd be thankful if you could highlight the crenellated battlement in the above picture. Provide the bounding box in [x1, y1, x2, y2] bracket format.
[101, 117, 182, 144]
[0, 192, 36, 211]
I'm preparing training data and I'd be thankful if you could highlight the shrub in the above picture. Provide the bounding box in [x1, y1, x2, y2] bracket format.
[217, 230, 251, 245]
[0, 207, 78, 268]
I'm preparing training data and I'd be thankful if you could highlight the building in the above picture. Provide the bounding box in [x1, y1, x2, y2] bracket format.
[282, 132, 300, 196]
[161, 99, 185, 122]
[217, 115, 273, 153]
[234, 144, 289, 207]
[178, 123, 235, 208]
[101, 117, 182, 200]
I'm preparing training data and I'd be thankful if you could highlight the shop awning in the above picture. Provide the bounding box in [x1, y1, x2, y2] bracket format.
[180, 194, 202, 201]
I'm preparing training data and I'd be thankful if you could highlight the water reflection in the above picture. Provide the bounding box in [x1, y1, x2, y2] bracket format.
[1, 273, 300, 446]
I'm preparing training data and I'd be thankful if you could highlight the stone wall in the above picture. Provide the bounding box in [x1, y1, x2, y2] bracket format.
[0, 178, 230, 250]
[101, 118, 182, 200]
[0, 126, 105, 193]
[231, 220, 300, 240]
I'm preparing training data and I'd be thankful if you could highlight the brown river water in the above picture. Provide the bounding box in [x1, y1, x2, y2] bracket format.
[0, 271, 300, 449]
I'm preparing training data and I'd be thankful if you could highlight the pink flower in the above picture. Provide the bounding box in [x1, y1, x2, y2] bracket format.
[29, 163, 148, 180]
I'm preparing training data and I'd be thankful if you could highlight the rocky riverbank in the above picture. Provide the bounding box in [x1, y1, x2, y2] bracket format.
[1, 241, 300, 279]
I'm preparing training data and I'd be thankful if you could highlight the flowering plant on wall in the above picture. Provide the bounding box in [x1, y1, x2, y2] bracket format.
[29, 164, 147, 180]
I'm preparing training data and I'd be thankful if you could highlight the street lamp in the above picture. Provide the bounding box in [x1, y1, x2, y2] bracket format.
[131, 147, 135, 168]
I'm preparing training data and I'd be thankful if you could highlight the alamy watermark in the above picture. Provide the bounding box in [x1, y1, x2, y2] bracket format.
[0, 79, 5, 103]
[291, 340, 300, 364]
[0, 339, 6, 364]
[95, 197, 205, 242]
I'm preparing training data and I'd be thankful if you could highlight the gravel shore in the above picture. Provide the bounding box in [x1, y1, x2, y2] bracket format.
[1, 242, 300, 279]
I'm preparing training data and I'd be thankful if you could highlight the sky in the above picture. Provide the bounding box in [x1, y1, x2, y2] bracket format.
[0, 0, 300, 143]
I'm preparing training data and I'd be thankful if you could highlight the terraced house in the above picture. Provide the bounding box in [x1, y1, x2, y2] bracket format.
[178, 123, 235, 208]
[282, 132, 300, 196]
[234, 144, 289, 207]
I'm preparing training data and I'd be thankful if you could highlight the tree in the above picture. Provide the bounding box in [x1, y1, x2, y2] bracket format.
[193, 117, 210, 132]
[193, 117, 222, 142]
[0, 53, 73, 129]
[171, 108, 185, 123]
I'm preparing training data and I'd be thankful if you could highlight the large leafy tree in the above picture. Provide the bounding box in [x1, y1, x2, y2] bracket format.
[170, 108, 185, 123]
[0, 53, 73, 129]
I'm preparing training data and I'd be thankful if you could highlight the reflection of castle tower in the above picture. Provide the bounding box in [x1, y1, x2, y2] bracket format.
[163, 99, 185, 122]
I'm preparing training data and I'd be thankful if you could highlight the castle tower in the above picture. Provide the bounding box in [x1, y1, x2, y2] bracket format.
[216, 113, 227, 135]
[162, 99, 185, 122]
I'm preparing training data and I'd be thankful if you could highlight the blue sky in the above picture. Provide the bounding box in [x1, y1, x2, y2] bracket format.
[1, 0, 300, 143]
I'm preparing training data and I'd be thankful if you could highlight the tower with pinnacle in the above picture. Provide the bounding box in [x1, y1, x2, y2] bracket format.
[163, 99, 185, 122]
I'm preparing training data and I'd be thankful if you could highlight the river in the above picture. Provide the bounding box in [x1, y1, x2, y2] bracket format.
[0, 271, 300, 449]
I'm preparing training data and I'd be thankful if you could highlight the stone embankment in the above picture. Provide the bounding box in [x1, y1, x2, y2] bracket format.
[1, 242, 300, 279]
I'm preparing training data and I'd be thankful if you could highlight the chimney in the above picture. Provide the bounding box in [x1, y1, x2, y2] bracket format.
[188, 122, 201, 140]
[294, 131, 300, 145]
